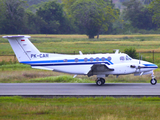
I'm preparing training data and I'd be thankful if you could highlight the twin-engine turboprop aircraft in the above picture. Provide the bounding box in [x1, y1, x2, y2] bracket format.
[3, 35, 158, 86]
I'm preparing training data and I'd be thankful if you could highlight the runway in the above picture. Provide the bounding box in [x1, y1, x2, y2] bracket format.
[0, 83, 160, 97]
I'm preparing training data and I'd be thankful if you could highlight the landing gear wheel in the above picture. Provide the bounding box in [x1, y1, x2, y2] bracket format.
[150, 78, 157, 85]
[96, 79, 103, 86]
[101, 78, 105, 84]
[96, 78, 105, 86]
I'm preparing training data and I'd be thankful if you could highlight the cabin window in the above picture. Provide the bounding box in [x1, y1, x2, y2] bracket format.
[101, 57, 105, 61]
[120, 56, 125, 61]
[63, 59, 68, 62]
[126, 55, 132, 60]
[90, 57, 94, 62]
[84, 58, 88, 62]
[107, 56, 112, 61]
[75, 58, 79, 62]
[96, 57, 99, 61]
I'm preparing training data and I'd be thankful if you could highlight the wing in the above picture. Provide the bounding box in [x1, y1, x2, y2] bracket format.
[87, 63, 114, 77]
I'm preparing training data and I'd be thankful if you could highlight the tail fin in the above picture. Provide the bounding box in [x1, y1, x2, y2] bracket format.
[3, 35, 40, 62]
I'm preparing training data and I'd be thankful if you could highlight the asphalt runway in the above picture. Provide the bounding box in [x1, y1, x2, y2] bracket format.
[0, 83, 160, 97]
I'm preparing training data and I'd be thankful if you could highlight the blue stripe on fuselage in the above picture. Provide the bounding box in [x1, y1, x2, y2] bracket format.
[31, 62, 111, 67]
[20, 58, 113, 65]
[143, 64, 158, 68]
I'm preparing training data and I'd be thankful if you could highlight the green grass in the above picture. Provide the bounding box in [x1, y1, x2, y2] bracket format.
[0, 34, 160, 83]
[1, 34, 160, 62]
[0, 64, 160, 83]
[29, 75, 92, 83]
[0, 96, 160, 120]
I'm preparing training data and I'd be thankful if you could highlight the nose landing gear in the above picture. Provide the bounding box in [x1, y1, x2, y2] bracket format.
[150, 73, 157, 85]
[96, 78, 105, 86]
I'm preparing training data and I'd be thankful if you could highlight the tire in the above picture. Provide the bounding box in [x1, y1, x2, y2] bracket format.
[150, 78, 157, 85]
[96, 79, 103, 86]
[100, 78, 105, 84]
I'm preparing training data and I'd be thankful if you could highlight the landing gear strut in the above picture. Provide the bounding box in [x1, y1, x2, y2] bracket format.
[96, 78, 105, 86]
[150, 72, 157, 85]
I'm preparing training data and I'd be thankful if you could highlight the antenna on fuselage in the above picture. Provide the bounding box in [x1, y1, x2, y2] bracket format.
[79, 51, 83, 55]
[113, 49, 119, 54]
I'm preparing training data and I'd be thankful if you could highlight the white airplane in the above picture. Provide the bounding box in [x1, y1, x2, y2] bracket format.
[3, 35, 158, 86]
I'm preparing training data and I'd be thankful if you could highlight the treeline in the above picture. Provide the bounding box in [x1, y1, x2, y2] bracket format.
[0, 0, 159, 38]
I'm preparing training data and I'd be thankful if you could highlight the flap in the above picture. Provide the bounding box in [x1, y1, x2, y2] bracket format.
[87, 64, 114, 77]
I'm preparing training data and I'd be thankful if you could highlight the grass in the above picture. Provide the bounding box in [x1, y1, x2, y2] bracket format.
[0, 34, 160, 83]
[0, 64, 160, 83]
[1, 34, 160, 120]
[30, 75, 92, 83]
[0, 96, 160, 120]
[1, 34, 160, 62]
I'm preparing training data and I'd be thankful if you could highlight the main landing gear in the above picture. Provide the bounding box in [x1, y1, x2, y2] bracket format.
[96, 78, 105, 86]
[150, 73, 157, 85]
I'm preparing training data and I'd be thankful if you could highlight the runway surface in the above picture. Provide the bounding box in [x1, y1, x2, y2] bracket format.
[0, 83, 160, 97]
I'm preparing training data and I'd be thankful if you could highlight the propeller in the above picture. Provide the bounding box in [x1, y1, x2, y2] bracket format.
[136, 54, 145, 75]
[130, 54, 144, 76]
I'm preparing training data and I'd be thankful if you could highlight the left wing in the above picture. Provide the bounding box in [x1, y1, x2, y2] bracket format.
[87, 64, 114, 77]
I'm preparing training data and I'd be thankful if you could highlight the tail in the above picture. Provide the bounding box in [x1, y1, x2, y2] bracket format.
[3, 35, 40, 62]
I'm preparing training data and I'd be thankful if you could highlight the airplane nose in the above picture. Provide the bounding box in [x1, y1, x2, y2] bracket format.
[143, 63, 158, 69]
[153, 64, 158, 69]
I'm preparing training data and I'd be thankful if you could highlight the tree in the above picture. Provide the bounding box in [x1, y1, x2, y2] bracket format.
[0, 0, 5, 33]
[36, 1, 65, 34]
[63, 0, 119, 39]
[123, 0, 157, 30]
[149, 0, 160, 27]
[24, 11, 46, 34]
[1, 0, 27, 34]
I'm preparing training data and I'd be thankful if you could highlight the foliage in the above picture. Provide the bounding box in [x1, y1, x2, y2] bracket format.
[149, 0, 160, 27]
[122, 0, 157, 31]
[36, 1, 64, 34]
[26, 0, 60, 6]
[0, 0, 160, 35]
[24, 11, 41, 34]
[0, 0, 27, 34]
[63, 0, 119, 38]
[124, 47, 138, 59]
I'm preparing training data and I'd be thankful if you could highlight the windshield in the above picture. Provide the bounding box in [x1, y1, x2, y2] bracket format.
[126, 55, 132, 60]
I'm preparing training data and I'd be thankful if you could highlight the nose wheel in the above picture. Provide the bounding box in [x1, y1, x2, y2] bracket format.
[96, 78, 105, 86]
[150, 78, 157, 85]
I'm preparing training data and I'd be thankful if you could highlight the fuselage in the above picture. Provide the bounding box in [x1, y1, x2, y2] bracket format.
[20, 53, 158, 76]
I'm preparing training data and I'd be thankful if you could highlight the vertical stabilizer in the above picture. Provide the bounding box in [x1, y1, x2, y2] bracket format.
[3, 35, 40, 62]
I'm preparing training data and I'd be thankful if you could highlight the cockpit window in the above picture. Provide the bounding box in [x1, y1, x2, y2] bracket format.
[126, 55, 132, 60]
